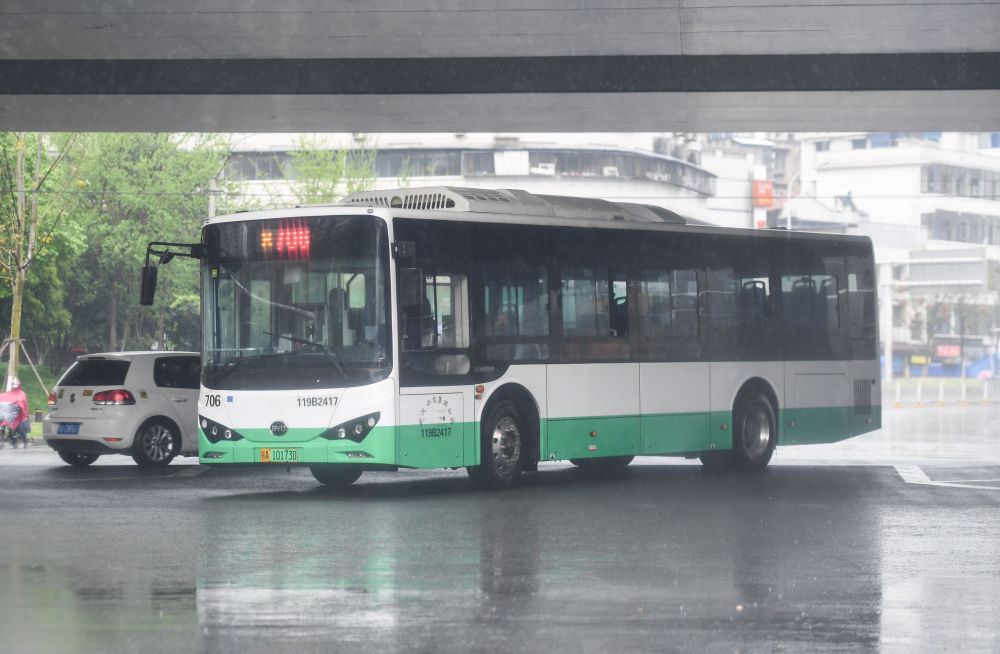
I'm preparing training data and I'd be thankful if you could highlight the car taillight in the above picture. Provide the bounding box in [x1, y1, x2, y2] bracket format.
[48, 392, 57, 406]
[92, 389, 136, 406]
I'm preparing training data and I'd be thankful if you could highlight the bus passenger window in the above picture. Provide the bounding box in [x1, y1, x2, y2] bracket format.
[672, 270, 699, 337]
[781, 274, 835, 331]
[707, 269, 738, 328]
[848, 271, 875, 338]
[483, 265, 550, 361]
[560, 266, 629, 360]
[739, 279, 769, 329]
[561, 266, 610, 337]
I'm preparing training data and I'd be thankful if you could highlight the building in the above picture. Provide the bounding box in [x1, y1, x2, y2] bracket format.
[774, 132, 1000, 378]
[224, 133, 718, 223]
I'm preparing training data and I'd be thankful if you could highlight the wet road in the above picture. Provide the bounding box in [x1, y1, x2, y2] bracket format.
[1, 404, 998, 653]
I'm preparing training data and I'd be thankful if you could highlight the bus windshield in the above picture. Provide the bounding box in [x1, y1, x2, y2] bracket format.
[201, 214, 391, 390]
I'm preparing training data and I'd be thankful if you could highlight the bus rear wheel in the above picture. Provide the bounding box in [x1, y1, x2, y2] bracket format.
[469, 400, 525, 490]
[731, 392, 777, 470]
[309, 464, 363, 487]
[699, 391, 777, 472]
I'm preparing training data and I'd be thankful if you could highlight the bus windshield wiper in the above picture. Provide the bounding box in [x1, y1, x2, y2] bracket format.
[263, 331, 349, 379]
[206, 354, 261, 386]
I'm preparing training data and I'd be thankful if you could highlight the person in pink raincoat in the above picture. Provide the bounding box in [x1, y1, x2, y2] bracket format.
[0, 378, 30, 446]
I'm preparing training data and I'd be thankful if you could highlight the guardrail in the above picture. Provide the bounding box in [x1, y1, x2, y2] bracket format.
[887, 379, 997, 408]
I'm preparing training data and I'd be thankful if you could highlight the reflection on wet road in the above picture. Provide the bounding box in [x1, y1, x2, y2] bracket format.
[0, 404, 998, 653]
[195, 469, 890, 653]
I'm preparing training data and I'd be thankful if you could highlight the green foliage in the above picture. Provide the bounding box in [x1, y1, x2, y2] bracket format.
[285, 134, 378, 206]
[68, 133, 232, 351]
[164, 294, 201, 351]
[1, 132, 236, 364]
[0, 260, 72, 363]
[0, 132, 82, 372]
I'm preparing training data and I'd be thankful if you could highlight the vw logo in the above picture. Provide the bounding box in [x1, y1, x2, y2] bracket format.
[269, 421, 288, 436]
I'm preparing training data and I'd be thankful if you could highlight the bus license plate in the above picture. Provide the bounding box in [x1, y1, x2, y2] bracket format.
[57, 423, 80, 435]
[259, 448, 299, 463]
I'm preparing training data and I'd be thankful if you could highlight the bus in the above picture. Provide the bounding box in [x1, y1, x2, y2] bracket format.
[142, 186, 880, 489]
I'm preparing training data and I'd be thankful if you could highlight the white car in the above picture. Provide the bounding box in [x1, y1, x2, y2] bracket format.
[43, 351, 200, 467]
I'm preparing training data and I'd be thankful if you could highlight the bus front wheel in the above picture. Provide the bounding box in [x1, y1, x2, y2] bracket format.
[309, 464, 363, 487]
[469, 400, 525, 490]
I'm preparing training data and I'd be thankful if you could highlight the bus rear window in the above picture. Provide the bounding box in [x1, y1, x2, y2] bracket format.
[59, 359, 130, 386]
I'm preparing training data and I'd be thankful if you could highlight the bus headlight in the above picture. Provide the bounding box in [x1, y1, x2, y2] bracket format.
[321, 412, 380, 443]
[199, 416, 245, 444]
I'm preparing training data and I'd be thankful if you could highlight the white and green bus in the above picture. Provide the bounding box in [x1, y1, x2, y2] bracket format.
[143, 186, 880, 488]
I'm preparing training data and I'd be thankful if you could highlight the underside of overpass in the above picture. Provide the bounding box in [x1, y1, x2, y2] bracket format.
[2, 2, 999, 132]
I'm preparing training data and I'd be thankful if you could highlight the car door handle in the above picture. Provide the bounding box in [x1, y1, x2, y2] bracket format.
[173, 398, 188, 403]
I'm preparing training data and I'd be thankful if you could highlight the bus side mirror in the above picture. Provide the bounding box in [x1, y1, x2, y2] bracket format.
[140, 266, 158, 306]
[399, 267, 424, 307]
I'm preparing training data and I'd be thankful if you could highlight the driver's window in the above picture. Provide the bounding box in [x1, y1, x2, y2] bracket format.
[401, 273, 469, 351]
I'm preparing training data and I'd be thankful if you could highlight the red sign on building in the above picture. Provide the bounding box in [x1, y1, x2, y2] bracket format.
[936, 344, 961, 358]
[752, 180, 773, 208]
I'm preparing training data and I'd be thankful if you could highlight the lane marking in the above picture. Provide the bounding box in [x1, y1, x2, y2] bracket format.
[894, 464, 931, 484]
[894, 464, 1000, 491]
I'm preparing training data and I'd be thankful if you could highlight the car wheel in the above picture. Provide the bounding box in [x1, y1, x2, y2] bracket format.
[131, 418, 179, 468]
[309, 464, 363, 487]
[58, 450, 100, 467]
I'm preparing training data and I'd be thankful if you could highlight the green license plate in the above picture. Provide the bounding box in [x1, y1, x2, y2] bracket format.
[259, 448, 299, 463]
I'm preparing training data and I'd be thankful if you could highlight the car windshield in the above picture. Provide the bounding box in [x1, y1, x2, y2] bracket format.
[201, 213, 391, 390]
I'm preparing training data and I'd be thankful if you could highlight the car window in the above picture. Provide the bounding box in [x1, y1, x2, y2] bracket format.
[153, 356, 201, 390]
[59, 359, 130, 386]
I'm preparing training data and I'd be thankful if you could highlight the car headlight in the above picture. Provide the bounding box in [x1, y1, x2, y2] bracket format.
[320, 412, 380, 443]
[199, 415, 245, 444]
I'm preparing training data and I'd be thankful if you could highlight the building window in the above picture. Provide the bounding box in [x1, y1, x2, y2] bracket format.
[226, 152, 293, 181]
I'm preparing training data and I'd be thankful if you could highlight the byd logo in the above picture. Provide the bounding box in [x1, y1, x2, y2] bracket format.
[269, 421, 288, 436]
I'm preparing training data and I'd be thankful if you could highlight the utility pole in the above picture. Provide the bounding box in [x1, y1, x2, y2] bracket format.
[209, 175, 217, 218]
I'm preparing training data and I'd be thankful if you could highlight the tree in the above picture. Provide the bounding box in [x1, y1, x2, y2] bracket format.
[70, 133, 232, 352]
[281, 134, 378, 206]
[0, 258, 74, 368]
[0, 132, 80, 385]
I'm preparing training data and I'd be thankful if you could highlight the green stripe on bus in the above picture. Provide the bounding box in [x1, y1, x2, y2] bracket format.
[200, 404, 880, 466]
